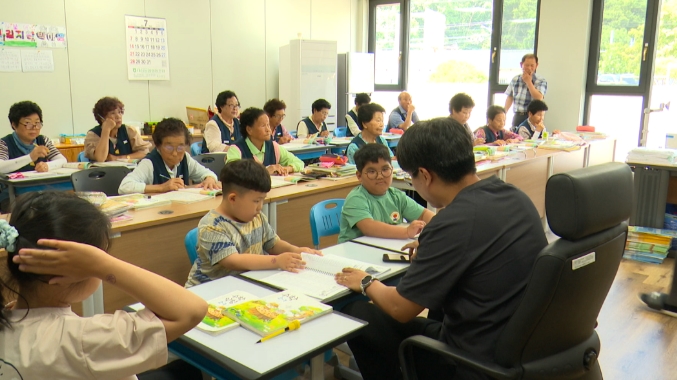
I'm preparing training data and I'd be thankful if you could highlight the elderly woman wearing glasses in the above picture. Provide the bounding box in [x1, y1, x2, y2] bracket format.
[84, 96, 150, 162]
[0, 101, 66, 174]
[202, 90, 242, 153]
[263, 98, 293, 144]
[118, 118, 220, 194]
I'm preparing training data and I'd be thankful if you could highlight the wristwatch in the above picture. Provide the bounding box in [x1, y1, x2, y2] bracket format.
[360, 275, 377, 296]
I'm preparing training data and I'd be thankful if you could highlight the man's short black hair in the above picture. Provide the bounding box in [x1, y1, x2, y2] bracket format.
[311, 99, 331, 113]
[152, 117, 191, 146]
[449, 93, 475, 114]
[357, 103, 386, 130]
[8, 101, 42, 127]
[220, 159, 271, 194]
[397, 117, 476, 184]
[354, 93, 371, 106]
[486, 105, 506, 121]
[527, 100, 549, 115]
[354, 143, 392, 172]
[215, 91, 238, 113]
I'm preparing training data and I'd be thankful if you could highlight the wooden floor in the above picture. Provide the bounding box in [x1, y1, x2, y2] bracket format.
[596, 258, 677, 380]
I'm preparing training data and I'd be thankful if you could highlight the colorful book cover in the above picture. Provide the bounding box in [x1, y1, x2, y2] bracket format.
[224, 290, 333, 336]
[197, 291, 258, 335]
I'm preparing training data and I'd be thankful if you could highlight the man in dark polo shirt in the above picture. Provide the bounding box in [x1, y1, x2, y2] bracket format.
[335, 117, 547, 380]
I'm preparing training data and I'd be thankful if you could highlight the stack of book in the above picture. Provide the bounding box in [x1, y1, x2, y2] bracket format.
[197, 290, 333, 336]
[305, 163, 356, 178]
[623, 226, 675, 264]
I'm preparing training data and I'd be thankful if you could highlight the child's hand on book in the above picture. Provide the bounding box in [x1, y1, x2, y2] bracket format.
[406, 221, 426, 239]
[13, 239, 112, 285]
[277, 252, 306, 273]
[296, 247, 323, 256]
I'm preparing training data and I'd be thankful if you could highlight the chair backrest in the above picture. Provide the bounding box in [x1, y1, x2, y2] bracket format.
[194, 153, 225, 177]
[77, 151, 90, 162]
[184, 227, 199, 265]
[493, 162, 633, 378]
[70, 167, 131, 196]
[310, 198, 345, 248]
[190, 142, 202, 156]
[334, 126, 347, 137]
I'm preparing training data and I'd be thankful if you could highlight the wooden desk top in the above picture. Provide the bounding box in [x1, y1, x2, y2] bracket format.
[54, 143, 85, 149]
[110, 176, 360, 232]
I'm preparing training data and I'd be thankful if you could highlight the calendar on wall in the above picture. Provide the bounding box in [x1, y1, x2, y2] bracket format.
[124, 15, 169, 81]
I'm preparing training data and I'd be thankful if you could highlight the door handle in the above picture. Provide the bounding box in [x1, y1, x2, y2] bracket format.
[643, 43, 648, 62]
[492, 47, 497, 64]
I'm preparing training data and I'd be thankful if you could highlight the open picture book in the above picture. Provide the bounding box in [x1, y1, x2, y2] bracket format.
[197, 290, 258, 335]
[223, 290, 333, 336]
[243, 253, 390, 300]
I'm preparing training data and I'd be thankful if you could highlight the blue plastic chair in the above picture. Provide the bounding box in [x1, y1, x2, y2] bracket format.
[190, 142, 202, 156]
[310, 199, 345, 248]
[77, 151, 90, 162]
[184, 228, 198, 265]
[334, 126, 347, 137]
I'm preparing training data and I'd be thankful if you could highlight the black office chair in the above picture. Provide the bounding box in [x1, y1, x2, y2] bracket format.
[71, 167, 131, 196]
[194, 153, 225, 178]
[399, 162, 633, 380]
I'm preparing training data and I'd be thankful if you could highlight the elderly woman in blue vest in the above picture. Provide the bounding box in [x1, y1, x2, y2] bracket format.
[473, 106, 523, 146]
[226, 107, 304, 176]
[263, 98, 293, 144]
[0, 101, 66, 174]
[345, 93, 371, 137]
[84, 97, 150, 162]
[296, 99, 331, 138]
[346, 103, 393, 164]
[202, 90, 242, 153]
[118, 118, 220, 194]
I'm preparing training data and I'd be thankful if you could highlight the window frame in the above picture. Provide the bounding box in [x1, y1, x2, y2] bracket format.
[582, 0, 662, 146]
[368, 0, 541, 102]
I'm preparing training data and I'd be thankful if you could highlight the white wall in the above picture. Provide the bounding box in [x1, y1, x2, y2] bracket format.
[536, 0, 594, 132]
[0, 0, 360, 137]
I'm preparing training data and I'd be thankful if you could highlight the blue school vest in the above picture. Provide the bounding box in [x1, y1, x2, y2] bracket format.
[482, 126, 505, 144]
[1, 134, 48, 172]
[144, 149, 190, 185]
[346, 110, 358, 137]
[271, 124, 285, 142]
[202, 115, 241, 153]
[234, 138, 277, 166]
[89, 125, 133, 156]
[349, 134, 388, 150]
[301, 117, 327, 135]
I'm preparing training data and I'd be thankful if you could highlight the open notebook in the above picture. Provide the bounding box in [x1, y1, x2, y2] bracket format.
[244, 253, 390, 300]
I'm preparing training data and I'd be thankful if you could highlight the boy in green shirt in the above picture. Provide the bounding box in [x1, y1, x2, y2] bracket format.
[338, 144, 435, 243]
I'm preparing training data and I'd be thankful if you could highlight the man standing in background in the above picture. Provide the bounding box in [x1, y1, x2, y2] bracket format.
[504, 54, 547, 128]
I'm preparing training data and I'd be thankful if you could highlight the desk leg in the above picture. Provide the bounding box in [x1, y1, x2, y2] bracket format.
[82, 283, 104, 317]
[310, 354, 325, 380]
[262, 203, 270, 223]
[269, 202, 277, 232]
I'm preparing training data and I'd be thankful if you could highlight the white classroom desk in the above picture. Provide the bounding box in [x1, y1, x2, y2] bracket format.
[0, 170, 75, 203]
[128, 276, 366, 380]
[240, 241, 410, 305]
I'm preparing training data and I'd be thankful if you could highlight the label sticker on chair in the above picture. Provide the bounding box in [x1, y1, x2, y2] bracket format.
[572, 252, 595, 270]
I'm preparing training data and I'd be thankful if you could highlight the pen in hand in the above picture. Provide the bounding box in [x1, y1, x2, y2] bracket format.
[256, 320, 301, 343]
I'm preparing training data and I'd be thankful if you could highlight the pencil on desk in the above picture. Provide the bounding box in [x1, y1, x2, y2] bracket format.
[256, 320, 301, 343]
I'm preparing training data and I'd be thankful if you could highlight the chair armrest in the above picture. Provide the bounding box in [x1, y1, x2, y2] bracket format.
[398, 336, 520, 380]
